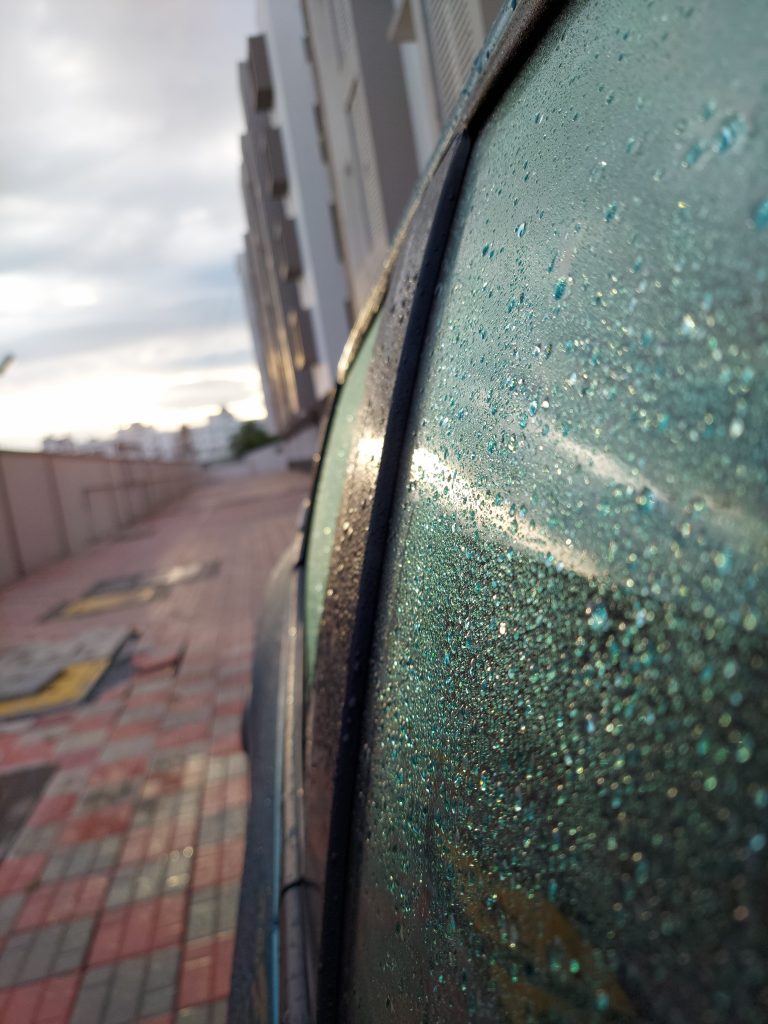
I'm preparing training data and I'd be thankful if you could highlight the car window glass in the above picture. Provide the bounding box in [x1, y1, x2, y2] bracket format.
[304, 316, 380, 686]
[343, 2, 768, 1022]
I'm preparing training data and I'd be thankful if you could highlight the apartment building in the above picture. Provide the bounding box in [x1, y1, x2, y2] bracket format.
[239, 0, 505, 424]
[238, 7, 349, 435]
[301, 0, 504, 317]
[390, 0, 505, 168]
[301, 0, 419, 315]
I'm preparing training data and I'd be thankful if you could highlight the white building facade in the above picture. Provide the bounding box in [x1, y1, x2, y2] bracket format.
[389, 0, 505, 171]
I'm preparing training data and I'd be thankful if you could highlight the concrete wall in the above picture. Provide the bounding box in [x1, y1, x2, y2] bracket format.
[0, 451, 200, 588]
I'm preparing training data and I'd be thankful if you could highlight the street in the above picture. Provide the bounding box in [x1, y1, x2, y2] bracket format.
[0, 470, 308, 1023]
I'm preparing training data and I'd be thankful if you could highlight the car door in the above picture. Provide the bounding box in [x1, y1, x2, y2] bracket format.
[329, 1, 768, 1023]
[237, 0, 767, 1022]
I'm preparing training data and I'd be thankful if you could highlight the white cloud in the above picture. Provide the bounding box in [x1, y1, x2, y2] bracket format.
[0, 0, 259, 448]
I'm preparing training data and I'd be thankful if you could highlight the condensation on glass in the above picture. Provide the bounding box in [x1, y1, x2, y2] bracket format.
[304, 316, 380, 687]
[344, 1, 768, 1022]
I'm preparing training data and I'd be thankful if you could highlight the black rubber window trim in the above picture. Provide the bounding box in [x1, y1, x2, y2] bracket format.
[315, 133, 471, 1021]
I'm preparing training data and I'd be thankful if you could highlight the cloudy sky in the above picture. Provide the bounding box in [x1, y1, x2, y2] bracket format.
[0, 0, 263, 450]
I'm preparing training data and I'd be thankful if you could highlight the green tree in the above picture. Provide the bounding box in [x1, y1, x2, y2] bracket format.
[230, 421, 273, 459]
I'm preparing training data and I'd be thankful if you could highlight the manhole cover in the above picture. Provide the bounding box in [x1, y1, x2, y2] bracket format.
[0, 766, 55, 859]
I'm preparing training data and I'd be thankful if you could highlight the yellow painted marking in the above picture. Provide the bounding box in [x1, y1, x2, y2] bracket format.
[0, 658, 110, 719]
[59, 587, 156, 618]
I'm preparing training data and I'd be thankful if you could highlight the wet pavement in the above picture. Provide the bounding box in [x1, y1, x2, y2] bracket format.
[0, 471, 308, 1024]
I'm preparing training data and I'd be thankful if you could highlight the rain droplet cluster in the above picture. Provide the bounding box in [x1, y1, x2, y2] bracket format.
[343, 1, 767, 1022]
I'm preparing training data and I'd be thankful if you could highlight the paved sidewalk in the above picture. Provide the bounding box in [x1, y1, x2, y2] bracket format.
[0, 471, 309, 1024]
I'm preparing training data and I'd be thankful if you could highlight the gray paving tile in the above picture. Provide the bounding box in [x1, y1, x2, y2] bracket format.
[0, 919, 93, 986]
[69, 980, 110, 1024]
[100, 735, 155, 763]
[145, 945, 179, 990]
[118, 704, 165, 725]
[56, 729, 108, 755]
[132, 788, 202, 829]
[104, 956, 144, 1023]
[198, 804, 247, 847]
[11, 822, 62, 856]
[0, 933, 30, 987]
[210, 999, 228, 1024]
[73, 948, 180, 1023]
[187, 881, 240, 940]
[139, 982, 175, 1017]
[80, 777, 138, 811]
[42, 835, 121, 882]
[0, 893, 23, 938]
[106, 851, 191, 907]
[177, 1005, 211, 1024]
[46, 766, 91, 796]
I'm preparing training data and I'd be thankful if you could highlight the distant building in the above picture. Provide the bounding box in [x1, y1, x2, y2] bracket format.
[301, 0, 419, 315]
[190, 407, 242, 464]
[42, 436, 77, 455]
[239, 11, 349, 436]
[114, 423, 173, 461]
[389, 0, 504, 170]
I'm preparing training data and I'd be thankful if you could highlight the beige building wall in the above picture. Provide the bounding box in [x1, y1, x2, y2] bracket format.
[389, 0, 505, 170]
[302, 0, 419, 315]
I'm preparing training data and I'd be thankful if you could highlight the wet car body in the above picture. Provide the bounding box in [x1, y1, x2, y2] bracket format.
[229, 1, 768, 1022]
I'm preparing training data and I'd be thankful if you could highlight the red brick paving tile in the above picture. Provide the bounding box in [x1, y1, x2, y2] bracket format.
[1, 981, 43, 1022]
[112, 720, 158, 741]
[3, 741, 56, 768]
[96, 756, 150, 785]
[176, 933, 235, 1008]
[0, 854, 46, 896]
[154, 893, 186, 948]
[119, 818, 197, 866]
[121, 899, 159, 957]
[177, 935, 216, 1008]
[124, 690, 169, 710]
[225, 774, 249, 808]
[212, 933, 235, 1000]
[214, 697, 245, 717]
[0, 974, 79, 1024]
[156, 723, 210, 750]
[119, 828, 151, 865]
[191, 846, 219, 890]
[191, 838, 244, 890]
[71, 711, 119, 731]
[169, 693, 211, 713]
[89, 892, 187, 964]
[221, 837, 245, 883]
[27, 793, 77, 827]
[209, 732, 243, 757]
[36, 973, 79, 1024]
[55, 749, 99, 770]
[141, 774, 183, 800]
[61, 802, 133, 844]
[88, 912, 123, 965]
[15, 875, 108, 930]
[201, 775, 247, 817]
[201, 780, 225, 817]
